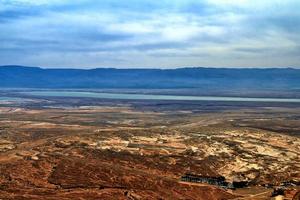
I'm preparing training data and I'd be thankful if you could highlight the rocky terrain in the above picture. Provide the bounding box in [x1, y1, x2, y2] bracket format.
[0, 96, 299, 199]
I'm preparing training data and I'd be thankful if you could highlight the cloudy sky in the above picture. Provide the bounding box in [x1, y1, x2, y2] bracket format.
[0, 0, 299, 68]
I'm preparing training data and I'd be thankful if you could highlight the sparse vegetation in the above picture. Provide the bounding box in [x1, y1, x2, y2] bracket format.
[0, 93, 299, 199]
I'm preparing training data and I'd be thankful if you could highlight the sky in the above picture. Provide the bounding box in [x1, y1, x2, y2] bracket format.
[0, 0, 299, 68]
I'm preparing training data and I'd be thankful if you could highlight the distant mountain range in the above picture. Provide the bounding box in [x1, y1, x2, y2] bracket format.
[1, 66, 300, 92]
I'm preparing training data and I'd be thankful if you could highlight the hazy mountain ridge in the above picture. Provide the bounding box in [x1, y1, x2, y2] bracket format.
[1, 65, 300, 90]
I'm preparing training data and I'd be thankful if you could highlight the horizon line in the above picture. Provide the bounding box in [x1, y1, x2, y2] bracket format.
[0, 65, 299, 70]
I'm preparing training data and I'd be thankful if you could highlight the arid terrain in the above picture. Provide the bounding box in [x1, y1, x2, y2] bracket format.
[0, 94, 299, 200]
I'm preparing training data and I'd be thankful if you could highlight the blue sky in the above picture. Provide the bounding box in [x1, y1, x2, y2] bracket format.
[0, 0, 299, 68]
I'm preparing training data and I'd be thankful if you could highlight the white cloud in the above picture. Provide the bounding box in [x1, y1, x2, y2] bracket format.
[0, 0, 299, 68]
